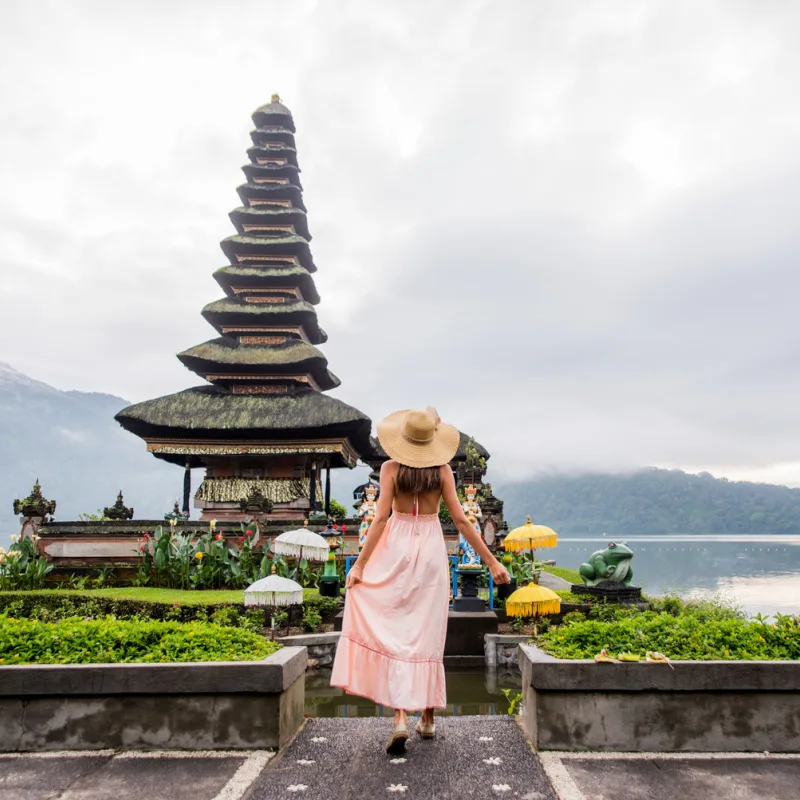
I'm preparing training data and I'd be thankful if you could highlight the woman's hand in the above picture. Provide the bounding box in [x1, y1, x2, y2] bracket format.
[489, 559, 511, 585]
[345, 564, 364, 589]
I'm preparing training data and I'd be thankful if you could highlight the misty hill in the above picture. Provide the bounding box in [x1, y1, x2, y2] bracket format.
[4, 365, 800, 544]
[0, 364, 369, 546]
[496, 468, 800, 535]
[0, 363, 179, 545]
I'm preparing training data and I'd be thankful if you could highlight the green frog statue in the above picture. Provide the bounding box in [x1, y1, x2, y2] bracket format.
[579, 541, 634, 587]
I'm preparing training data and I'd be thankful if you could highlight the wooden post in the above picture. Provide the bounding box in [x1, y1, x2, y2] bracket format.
[309, 461, 317, 511]
[324, 461, 331, 516]
[182, 463, 191, 517]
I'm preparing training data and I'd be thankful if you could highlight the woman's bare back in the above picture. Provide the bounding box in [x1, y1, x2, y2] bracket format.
[392, 488, 442, 516]
[384, 460, 444, 515]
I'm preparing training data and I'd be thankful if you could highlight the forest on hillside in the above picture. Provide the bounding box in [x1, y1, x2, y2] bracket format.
[496, 468, 800, 535]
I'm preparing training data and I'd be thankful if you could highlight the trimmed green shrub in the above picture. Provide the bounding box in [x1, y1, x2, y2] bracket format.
[538, 598, 800, 661]
[0, 589, 340, 630]
[0, 615, 279, 665]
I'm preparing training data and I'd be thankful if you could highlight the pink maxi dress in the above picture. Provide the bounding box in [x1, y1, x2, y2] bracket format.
[330, 508, 450, 710]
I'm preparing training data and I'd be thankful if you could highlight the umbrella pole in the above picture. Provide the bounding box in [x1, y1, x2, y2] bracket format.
[270, 604, 276, 641]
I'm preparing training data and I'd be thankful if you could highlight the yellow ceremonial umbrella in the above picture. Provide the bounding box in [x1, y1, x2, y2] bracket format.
[504, 515, 558, 552]
[505, 583, 561, 618]
[504, 514, 558, 586]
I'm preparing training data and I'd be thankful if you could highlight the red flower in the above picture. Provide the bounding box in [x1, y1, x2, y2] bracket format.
[342, 525, 347, 532]
[143, 533, 149, 539]
[139, 544, 145, 551]
[333, 524, 340, 531]
[239, 536, 245, 542]
[246, 530, 254, 537]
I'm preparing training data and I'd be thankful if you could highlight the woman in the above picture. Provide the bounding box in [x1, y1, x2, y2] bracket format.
[330, 407, 511, 754]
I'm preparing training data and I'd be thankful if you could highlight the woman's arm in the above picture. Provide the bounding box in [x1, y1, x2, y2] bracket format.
[441, 467, 510, 584]
[346, 460, 396, 588]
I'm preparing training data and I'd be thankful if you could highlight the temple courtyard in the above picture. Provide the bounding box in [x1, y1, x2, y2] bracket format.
[2, 716, 798, 800]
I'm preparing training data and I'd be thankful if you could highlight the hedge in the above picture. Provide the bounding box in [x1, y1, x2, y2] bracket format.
[0, 590, 341, 630]
[538, 598, 800, 661]
[0, 615, 279, 665]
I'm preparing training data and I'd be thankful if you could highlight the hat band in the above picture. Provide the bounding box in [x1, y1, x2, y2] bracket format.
[401, 430, 434, 445]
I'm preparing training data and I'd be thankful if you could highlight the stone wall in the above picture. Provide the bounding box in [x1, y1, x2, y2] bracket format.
[0, 647, 306, 752]
[519, 644, 800, 752]
[484, 634, 529, 668]
[277, 632, 339, 667]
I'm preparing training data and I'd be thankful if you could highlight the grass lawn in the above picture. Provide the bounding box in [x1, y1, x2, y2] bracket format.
[3, 587, 320, 606]
[542, 564, 581, 584]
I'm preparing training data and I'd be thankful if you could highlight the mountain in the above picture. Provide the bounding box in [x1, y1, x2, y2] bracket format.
[0, 363, 178, 545]
[0, 364, 370, 546]
[5, 365, 800, 543]
[495, 468, 800, 535]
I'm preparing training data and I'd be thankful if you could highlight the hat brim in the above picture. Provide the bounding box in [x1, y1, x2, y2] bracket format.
[376, 409, 461, 468]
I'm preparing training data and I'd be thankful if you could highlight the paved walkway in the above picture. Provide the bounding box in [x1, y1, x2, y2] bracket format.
[244, 716, 555, 800]
[2, 719, 799, 800]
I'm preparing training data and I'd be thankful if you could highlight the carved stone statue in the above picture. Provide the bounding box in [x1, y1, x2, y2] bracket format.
[357, 483, 378, 550]
[13, 480, 56, 520]
[579, 542, 634, 587]
[457, 485, 481, 566]
[239, 486, 274, 514]
[104, 491, 134, 521]
[164, 501, 188, 522]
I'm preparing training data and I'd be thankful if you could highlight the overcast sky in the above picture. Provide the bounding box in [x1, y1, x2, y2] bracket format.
[1, 0, 800, 485]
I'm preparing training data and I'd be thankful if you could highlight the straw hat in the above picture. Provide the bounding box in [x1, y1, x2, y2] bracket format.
[376, 407, 460, 468]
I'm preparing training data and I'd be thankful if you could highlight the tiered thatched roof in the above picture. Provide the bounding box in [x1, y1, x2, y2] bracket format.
[116, 97, 370, 466]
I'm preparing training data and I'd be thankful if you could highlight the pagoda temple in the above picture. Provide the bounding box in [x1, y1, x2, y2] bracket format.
[116, 96, 371, 521]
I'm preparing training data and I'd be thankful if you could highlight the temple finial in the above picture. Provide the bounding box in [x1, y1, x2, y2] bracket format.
[271, 93, 281, 103]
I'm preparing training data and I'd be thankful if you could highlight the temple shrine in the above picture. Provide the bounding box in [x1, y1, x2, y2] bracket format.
[115, 96, 371, 521]
[14, 97, 506, 578]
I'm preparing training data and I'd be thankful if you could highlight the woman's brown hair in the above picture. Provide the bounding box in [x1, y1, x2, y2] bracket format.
[395, 464, 442, 495]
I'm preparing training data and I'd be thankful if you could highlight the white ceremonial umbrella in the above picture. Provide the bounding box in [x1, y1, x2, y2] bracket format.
[245, 568, 304, 639]
[272, 525, 330, 562]
[245, 572, 304, 607]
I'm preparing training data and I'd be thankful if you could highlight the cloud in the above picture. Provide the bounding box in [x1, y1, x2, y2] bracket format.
[1, 0, 800, 483]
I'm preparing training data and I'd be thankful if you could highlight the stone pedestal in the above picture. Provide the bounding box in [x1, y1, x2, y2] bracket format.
[453, 568, 484, 612]
[445, 610, 498, 656]
[496, 579, 518, 602]
[318, 577, 340, 598]
[570, 582, 643, 604]
[337, 609, 499, 658]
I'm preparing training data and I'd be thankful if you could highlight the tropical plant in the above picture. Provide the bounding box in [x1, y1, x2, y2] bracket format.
[78, 509, 111, 522]
[0, 535, 53, 590]
[501, 688, 523, 715]
[328, 499, 348, 519]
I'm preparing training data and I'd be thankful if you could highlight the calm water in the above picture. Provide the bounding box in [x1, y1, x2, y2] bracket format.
[305, 668, 520, 718]
[551, 534, 800, 617]
[305, 534, 800, 717]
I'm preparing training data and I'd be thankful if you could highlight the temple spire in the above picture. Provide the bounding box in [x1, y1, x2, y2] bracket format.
[116, 98, 371, 521]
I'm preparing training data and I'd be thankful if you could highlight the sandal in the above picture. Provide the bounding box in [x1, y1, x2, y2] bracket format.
[386, 721, 409, 754]
[416, 719, 436, 739]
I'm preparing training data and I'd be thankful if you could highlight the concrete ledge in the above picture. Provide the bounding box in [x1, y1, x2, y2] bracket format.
[520, 644, 800, 752]
[0, 647, 307, 752]
[277, 633, 339, 667]
[0, 646, 306, 696]
[485, 634, 529, 668]
[277, 632, 340, 649]
[520, 643, 800, 692]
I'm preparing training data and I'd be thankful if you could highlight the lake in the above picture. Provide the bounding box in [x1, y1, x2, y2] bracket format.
[550, 534, 800, 617]
[305, 533, 800, 719]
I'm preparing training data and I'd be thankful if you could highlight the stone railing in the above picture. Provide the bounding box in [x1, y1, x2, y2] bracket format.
[519, 643, 800, 752]
[0, 647, 306, 752]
